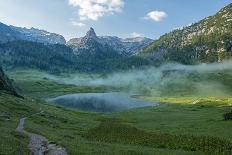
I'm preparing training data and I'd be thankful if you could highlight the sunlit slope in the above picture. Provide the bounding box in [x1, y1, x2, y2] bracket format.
[140, 3, 232, 64]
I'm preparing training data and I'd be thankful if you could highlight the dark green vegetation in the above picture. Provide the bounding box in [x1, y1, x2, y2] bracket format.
[0, 67, 20, 97]
[224, 111, 232, 120]
[84, 118, 231, 154]
[0, 40, 149, 73]
[141, 3, 232, 64]
[0, 41, 77, 74]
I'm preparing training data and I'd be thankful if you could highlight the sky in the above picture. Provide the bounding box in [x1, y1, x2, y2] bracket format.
[0, 0, 231, 40]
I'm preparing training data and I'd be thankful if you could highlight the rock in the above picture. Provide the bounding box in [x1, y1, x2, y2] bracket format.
[0, 66, 22, 97]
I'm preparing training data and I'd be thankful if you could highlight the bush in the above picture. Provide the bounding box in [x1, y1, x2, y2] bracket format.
[224, 111, 232, 121]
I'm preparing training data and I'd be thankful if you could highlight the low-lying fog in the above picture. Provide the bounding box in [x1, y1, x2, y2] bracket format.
[48, 60, 232, 97]
[45, 61, 232, 112]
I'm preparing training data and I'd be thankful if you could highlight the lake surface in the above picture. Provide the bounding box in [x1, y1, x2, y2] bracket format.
[47, 93, 158, 112]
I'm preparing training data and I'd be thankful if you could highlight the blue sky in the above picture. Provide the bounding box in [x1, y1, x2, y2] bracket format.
[0, 0, 231, 40]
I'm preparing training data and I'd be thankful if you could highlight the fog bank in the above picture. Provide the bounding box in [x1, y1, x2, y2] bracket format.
[48, 61, 232, 97]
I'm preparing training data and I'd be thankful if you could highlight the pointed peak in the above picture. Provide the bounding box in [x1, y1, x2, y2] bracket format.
[84, 27, 98, 41]
[86, 27, 97, 37]
[89, 27, 95, 31]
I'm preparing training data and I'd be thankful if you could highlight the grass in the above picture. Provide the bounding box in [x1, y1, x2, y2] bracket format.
[7, 69, 108, 98]
[1, 69, 232, 154]
[116, 97, 232, 141]
[1, 94, 232, 155]
[15, 79, 107, 98]
[84, 118, 231, 154]
[0, 95, 32, 155]
[138, 96, 232, 105]
[0, 94, 205, 155]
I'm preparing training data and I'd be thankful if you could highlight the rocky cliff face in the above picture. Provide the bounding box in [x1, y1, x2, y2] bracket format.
[0, 22, 66, 45]
[67, 28, 153, 55]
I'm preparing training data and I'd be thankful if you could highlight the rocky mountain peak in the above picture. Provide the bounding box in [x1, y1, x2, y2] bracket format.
[67, 27, 153, 55]
[84, 27, 98, 41]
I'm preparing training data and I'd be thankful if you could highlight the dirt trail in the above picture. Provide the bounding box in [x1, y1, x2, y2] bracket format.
[16, 117, 67, 155]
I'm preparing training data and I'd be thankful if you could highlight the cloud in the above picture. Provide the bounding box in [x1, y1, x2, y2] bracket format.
[131, 32, 143, 38]
[71, 21, 86, 27]
[144, 10, 167, 22]
[69, 0, 124, 21]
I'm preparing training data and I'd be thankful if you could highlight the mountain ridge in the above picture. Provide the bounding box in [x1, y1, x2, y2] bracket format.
[139, 3, 232, 64]
[0, 22, 66, 45]
[67, 28, 153, 55]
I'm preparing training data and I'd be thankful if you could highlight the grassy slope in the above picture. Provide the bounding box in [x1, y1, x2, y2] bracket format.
[0, 95, 33, 155]
[1, 69, 232, 154]
[119, 97, 232, 140]
[0, 95, 202, 155]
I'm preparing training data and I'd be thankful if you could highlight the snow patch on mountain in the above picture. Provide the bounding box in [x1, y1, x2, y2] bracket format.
[0, 22, 66, 45]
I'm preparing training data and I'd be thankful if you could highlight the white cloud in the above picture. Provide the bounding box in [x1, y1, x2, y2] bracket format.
[131, 32, 143, 38]
[71, 21, 86, 27]
[69, 0, 124, 21]
[144, 10, 167, 22]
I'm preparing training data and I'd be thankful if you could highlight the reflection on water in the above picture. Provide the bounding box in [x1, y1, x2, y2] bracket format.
[47, 93, 158, 112]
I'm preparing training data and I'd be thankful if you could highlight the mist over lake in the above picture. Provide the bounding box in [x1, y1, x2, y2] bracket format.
[44, 61, 232, 97]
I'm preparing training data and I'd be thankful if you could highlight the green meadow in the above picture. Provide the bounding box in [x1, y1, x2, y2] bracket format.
[0, 70, 232, 154]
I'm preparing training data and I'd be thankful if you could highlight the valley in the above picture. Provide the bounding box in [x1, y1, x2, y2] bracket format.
[1, 68, 232, 154]
[0, 2, 232, 155]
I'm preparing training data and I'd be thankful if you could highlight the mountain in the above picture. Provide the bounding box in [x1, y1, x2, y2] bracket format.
[0, 22, 66, 45]
[66, 28, 149, 72]
[140, 3, 232, 64]
[0, 66, 20, 97]
[0, 23, 150, 73]
[67, 28, 153, 55]
[0, 39, 149, 73]
[0, 41, 76, 74]
[66, 27, 122, 62]
[67, 27, 111, 52]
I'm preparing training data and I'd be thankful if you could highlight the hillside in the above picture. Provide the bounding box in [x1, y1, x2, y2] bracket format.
[140, 3, 232, 64]
[0, 41, 77, 74]
[0, 67, 19, 96]
[0, 40, 149, 73]
[1, 70, 232, 154]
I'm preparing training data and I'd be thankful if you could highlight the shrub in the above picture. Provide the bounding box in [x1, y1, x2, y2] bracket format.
[224, 111, 232, 121]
